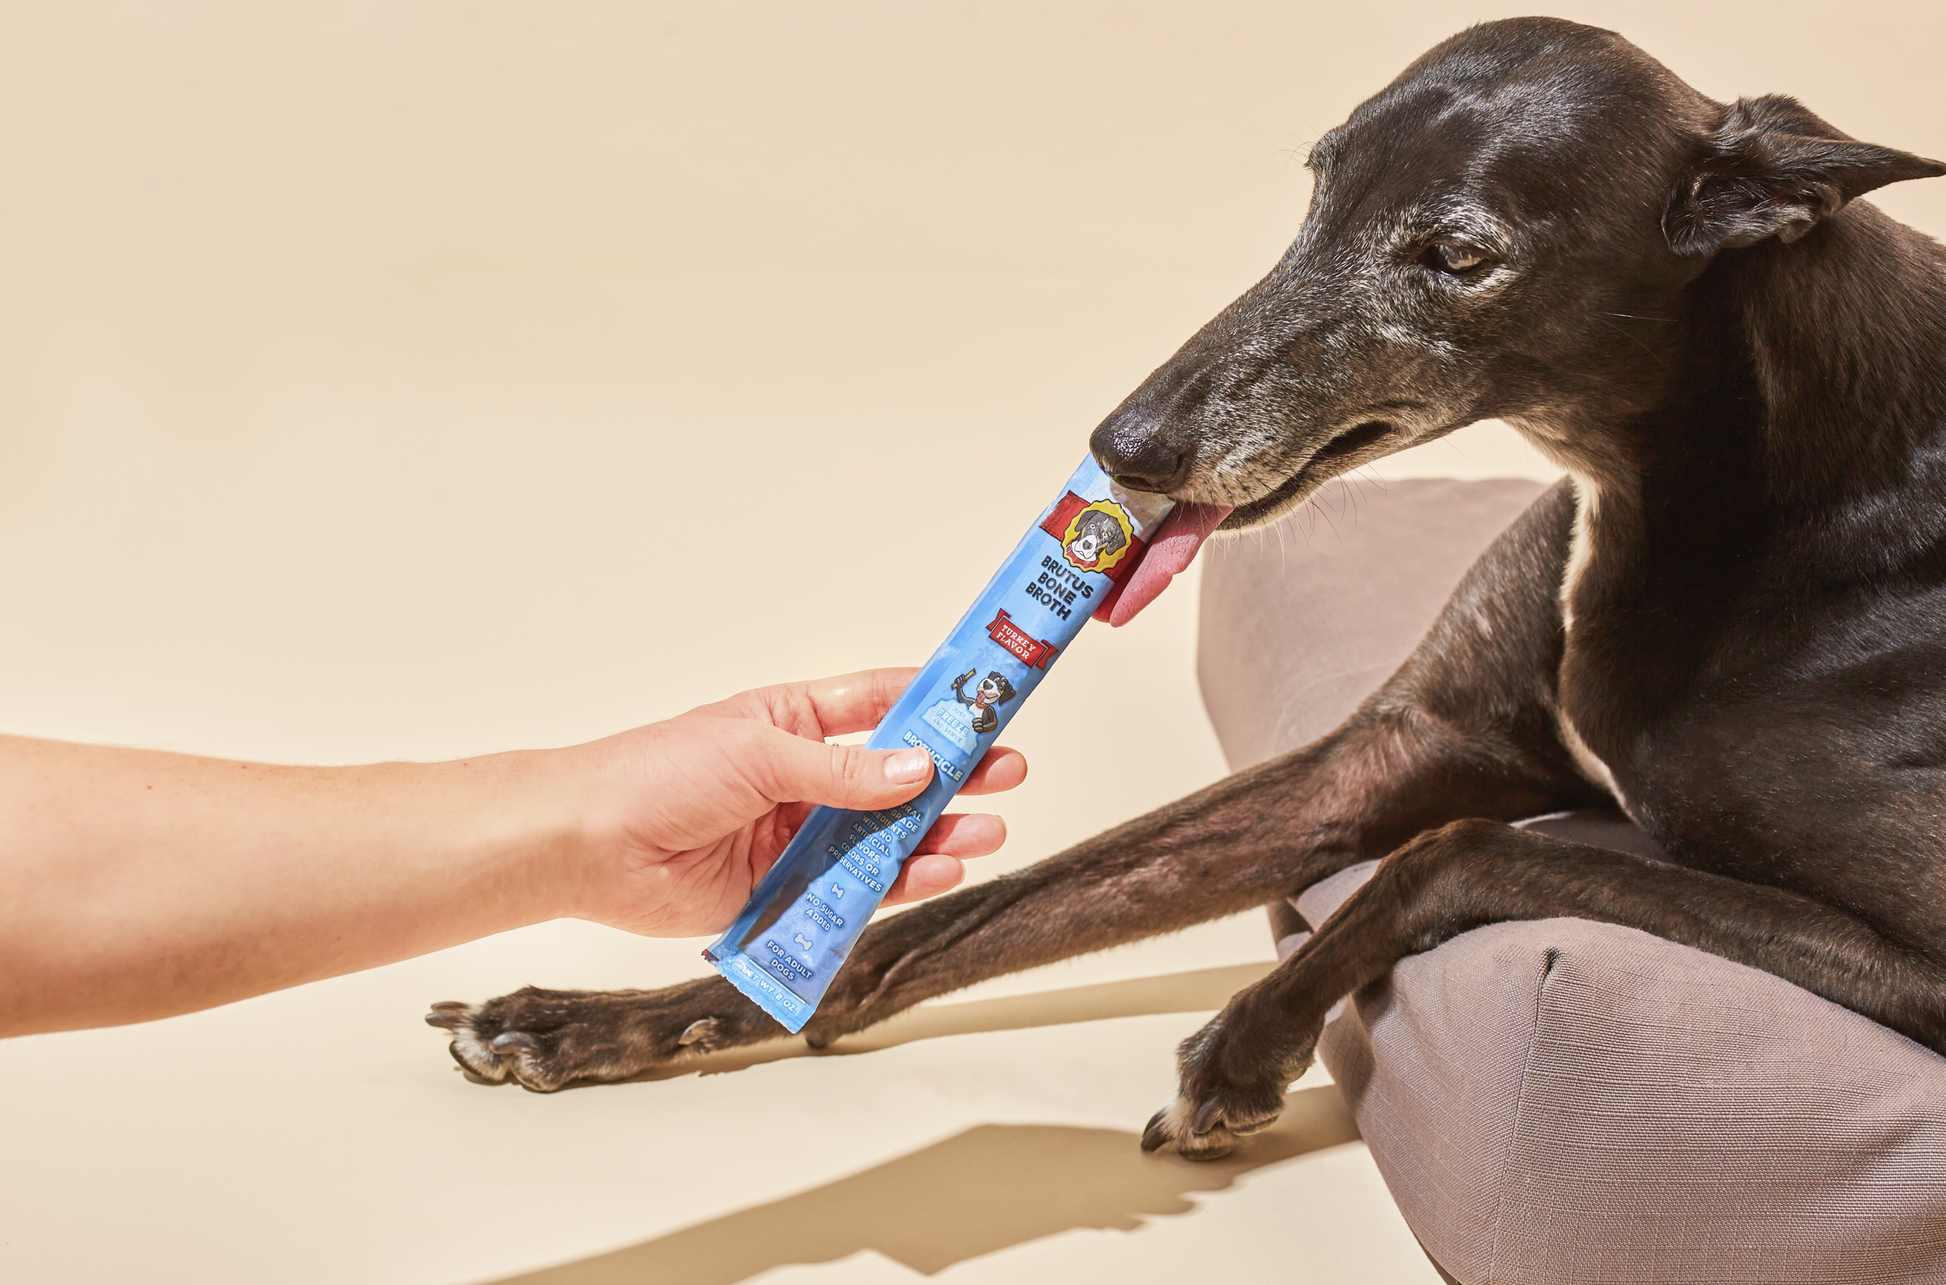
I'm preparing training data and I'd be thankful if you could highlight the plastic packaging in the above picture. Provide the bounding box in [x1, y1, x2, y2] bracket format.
[704, 454, 1175, 1031]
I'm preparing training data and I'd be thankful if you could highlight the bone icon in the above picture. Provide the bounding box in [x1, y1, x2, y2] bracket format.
[793, 933, 814, 952]
[829, 884, 845, 898]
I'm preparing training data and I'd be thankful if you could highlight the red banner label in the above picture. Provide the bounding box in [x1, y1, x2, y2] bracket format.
[986, 609, 1060, 669]
[1039, 491, 1091, 542]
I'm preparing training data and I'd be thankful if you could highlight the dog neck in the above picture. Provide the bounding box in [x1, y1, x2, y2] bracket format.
[1522, 204, 1946, 786]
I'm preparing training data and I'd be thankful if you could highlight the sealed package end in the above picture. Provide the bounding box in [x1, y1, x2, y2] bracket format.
[704, 454, 1174, 1032]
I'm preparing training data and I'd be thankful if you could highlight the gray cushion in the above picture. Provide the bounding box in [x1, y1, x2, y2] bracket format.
[1197, 478, 1946, 1285]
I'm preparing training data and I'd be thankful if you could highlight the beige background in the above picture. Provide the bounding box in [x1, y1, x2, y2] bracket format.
[1, 3, 1939, 1283]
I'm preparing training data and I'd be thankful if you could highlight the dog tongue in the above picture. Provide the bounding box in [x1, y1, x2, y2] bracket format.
[1092, 501, 1234, 627]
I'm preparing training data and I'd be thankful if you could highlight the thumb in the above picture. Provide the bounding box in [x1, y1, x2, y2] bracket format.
[752, 725, 936, 812]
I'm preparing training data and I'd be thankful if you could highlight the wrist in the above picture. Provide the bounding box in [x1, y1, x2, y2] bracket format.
[436, 746, 594, 929]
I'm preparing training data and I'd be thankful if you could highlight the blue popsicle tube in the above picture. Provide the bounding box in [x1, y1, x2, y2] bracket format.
[704, 454, 1175, 1031]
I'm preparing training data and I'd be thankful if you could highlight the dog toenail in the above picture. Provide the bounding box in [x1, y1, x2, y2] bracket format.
[677, 1019, 719, 1047]
[1140, 1109, 1173, 1152]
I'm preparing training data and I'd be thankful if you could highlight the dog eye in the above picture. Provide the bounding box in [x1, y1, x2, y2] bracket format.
[1422, 241, 1491, 274]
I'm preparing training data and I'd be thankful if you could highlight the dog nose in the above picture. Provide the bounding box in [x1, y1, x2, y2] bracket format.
[1090, 420, 1185, 493]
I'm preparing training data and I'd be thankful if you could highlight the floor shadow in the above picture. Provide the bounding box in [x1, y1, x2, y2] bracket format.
[626, 960, 1276, 1082]
[479, 1085, 1358, 1284]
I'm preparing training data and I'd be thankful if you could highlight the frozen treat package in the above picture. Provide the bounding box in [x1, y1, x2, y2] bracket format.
[704, 453, 1185, 1032]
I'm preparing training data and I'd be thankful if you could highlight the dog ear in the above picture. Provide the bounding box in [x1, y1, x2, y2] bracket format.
[1665, 94, 1946, 256]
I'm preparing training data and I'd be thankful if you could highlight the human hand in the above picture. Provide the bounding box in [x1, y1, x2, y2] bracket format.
[554, 668, 1027, 937]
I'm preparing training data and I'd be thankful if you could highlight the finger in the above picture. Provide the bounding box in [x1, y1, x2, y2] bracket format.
[911, 811, 1007, 859]
[774, 798, 816, 833]
[958, 745, 1028, 796]
[881, 853, 967, 906]
[765, 799, 817, 852]
[748, 723, 935, 810]
[788, 667, 921, 738]
[701, 668, 921, 740]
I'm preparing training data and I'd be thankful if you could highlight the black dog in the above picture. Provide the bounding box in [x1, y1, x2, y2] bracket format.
[431, 17, 1946, 1160]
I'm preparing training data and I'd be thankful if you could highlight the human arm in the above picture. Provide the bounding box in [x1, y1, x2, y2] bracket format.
[0, 667, 1024, 1037]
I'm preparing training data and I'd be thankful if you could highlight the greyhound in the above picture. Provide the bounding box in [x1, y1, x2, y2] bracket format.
[429, 17, 1946, 1160]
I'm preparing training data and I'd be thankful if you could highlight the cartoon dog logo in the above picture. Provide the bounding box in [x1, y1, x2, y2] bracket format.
[951, 669, 1018, 735]
[1061, 501, 1133, 573]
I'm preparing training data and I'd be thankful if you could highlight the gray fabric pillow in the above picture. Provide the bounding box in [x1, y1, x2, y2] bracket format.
[1197, 478, 1946, 1285]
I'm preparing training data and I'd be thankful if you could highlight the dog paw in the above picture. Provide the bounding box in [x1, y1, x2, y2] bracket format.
[1139, 1013, 1318, 1160]
[423, 976, 769, 1092]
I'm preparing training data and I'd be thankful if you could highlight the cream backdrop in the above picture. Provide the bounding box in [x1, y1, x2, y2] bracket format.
[1, 4, 1939, 1284]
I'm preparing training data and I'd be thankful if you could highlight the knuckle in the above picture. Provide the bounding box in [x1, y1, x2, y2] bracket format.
[742, 724, 809, 802]
[833, 744, 873, 795]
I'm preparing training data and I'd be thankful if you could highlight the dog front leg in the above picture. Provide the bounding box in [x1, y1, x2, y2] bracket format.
[1143, 819, 1946, 1158]
[434, 711, 1571, 1091]
[803, 710, 1578, 1047]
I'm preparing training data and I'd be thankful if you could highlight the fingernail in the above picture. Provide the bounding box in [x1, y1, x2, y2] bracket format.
[883, 748, 931, 784]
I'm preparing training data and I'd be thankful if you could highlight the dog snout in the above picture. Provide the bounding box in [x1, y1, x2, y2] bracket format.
[1090, 414, 1186, 493]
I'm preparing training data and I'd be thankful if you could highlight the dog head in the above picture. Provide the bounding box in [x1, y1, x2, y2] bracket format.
[1066, 509, 1128, 565]
[976, 672, 1016, 706]
[1090, 17, 1945, 528]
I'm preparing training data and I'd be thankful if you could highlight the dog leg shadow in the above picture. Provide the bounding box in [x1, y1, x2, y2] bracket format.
[475, 1085, 1358, 1284]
